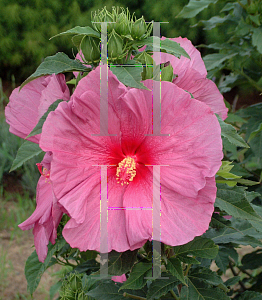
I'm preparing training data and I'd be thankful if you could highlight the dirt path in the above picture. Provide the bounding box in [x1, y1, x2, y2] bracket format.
[0, 230, 60, 300]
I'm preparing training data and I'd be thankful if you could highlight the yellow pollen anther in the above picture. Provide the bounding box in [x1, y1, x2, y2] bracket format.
[116, 157, 136, 185]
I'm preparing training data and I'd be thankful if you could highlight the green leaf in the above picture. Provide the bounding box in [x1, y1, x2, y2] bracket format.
[25, 243, 57, 295]
[193, 15, 232, 30]
[180, 278, 230, 300]
[107, 250, 138, 276]
[119, 262, 152, 290]
[10, 140, 43, 172]
[21, 52, 90, 89]
[173, 236, 219, 259]
[50, 26, 100, 39]
[217, 115, 249, 148]
[189, 267, 225, 287]
[177, 0, 219, 18]
[203, 53, 237, 71]
[238, 291, 262, 300]
[146, 276, 180, 300]
[215, 247, 238, 273]
[27, 99, 64, 138]
[177, 255, 200, 265]
[142, 36, 190, 59]
[86, 281, 125, 300]
[241, 249, 262, 269]
[215, 184, 262, 222]
[110, 65, 148, 89]
[204, 219, 262, 247]
[49, 281, 62, 300]
[166, 257, 186, 284]
[249, 204, 262, 232]
[223, 276, 240, 287]
[252, 27, 262, 54]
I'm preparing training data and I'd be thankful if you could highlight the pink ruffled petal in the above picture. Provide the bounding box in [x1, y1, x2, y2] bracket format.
[5, 74, 70, 143]
[160, 177, 217, 246]
[174, 68, 228, 120]
[155, 37, 207, 78]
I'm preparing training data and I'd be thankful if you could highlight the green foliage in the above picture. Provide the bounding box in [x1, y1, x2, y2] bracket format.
[179, 0, 262, 94]
[10, 141, 43, 172]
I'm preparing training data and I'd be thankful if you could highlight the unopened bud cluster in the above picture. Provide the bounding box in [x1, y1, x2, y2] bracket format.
[79, 7, 153, 63]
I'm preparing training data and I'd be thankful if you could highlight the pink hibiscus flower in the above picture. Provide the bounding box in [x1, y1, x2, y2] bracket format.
[18, 152, 63, 262]
[153, 37, 228, 120]
[39, 65, 223, 253]
[5, 74, 70, 143]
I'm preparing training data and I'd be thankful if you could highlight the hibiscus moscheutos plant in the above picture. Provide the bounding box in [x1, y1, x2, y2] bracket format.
[5, 6, 261, 300]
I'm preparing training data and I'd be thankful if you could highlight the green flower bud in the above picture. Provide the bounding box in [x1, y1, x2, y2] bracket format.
[131, 17, 147, 40]
[115, 12, 131, 36]
[135, 51, 154, 80]
[103, 10, 115, 33]
[108, 29, 123, 60]
[161, 62, 174, 82]
[69, 273, 82, 292]
[81, 36, 100, 63]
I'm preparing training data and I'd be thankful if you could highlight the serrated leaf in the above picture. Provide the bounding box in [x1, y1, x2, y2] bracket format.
[25, 243, 57, 295]
[223, 276, 240, 287]
[177, 255, 200, 265]
[166, 258, 186, 284]
[27, 99, 64, 138]
[252, 27, 262, 54]
[146, 276, 179, 300]
[203, 53, 237, 71]
[216, 184, 262, 222]
[173, 237, 218, 259]
[50, 26, 100, 39]
[110, 65, 148, 89]
[49, 281, 62, 300]
[180, 278, 230, 300]
[119, 262, 152, 290]
[74, 259, 100, 274]
[141, 36, 190, 59]
[204, 219, 262, 247]
[107, 250, 138, 276]
[86, 281, 125, 300]
[215, 247, 238, 273]
[189, 267, 225, 288]
[21, 52, 90, 88]
[10, 140, 43, 172]
[241, 249, 262, 269]
[177, 0, 219, 18]
[217, 115, 249, 148]
[238, 291, 262, 300]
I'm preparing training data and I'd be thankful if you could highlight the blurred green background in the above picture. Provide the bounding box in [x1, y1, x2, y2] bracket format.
[0, 0, 225, 83]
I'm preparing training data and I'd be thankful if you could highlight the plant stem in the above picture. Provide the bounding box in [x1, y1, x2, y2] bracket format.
[170, 289, 180, 300]
[239, 70, 262, 92]
[229, 262, 246, 291]
[123, 292, 147, 300]
[184, 264, 192, 277]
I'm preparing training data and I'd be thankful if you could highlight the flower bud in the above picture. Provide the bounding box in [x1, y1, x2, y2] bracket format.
[131, 17, 147, 40]
[81, 36, 100, 63]
[104, 10, 115, 33]
[135, 51, 154, 80]
[115, 12, 131, 36]
[108, 29, 123, 60]
[161, 62, 174, 82]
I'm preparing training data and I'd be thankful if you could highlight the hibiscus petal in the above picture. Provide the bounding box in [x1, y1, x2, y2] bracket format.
[5, 74, 70, 143]
[174, 68, 228, 120]
[160, 177, 216, 246]
[155, 37, 207, 78]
